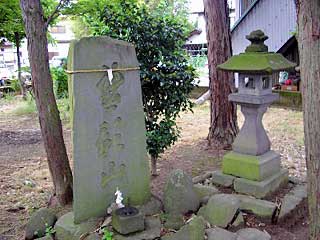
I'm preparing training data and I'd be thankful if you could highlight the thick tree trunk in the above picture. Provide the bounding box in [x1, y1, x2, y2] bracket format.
[151, 155, 158, 176]
[203, 0, 238, 148]
[14, 32, 26, 99]
[297, 1, 320, 239]
[20, 0, 73, 205]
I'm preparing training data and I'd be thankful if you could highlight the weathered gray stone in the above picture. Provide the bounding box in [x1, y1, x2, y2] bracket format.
[25, 208, 57, 240]
[162, 216, 205, 240]
[236, 228, 271, 240]
[234, 169, 288, 198]
[236, 195, 276, 218]
[290, 184, 307, 199]
[54, 212, 100, 240]
[206, 227, 237, 240]
[114, 216, 161, 240]
[193, 184, 220, 204]
[192, 172, 212, 184]
[85, 233, 101, 240]
[68, 36, 151, 223]
[163, 214, 184, 230]
[112, 208, 145, 235]
[211, 171, 236, 187]
[279, 184, 307, 219]
[163, 170, 200, 215]
[222, 151, 281, 181]
[230, 103, 272, 156]
[138, 196, 162, 216]
[36, 236, 54, 240]
[198, 194, 241, 228]
[231, 213, 244, 229]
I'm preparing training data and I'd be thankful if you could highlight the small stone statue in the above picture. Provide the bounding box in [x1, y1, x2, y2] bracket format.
[115, 188, 124, 208]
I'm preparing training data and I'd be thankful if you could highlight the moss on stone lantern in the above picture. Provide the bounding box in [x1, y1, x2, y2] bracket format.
[218, 30, 296, 74]
[216, 30, 296, 198]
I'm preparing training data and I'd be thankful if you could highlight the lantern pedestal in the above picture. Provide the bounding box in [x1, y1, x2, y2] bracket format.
[216, 30, 296, 199]
[223, 150, 281, 181]
[221, 93, 288, 198]
[233, 168, 288, 199]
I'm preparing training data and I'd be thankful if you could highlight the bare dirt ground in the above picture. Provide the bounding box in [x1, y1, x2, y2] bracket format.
[0, 100, 307, 239]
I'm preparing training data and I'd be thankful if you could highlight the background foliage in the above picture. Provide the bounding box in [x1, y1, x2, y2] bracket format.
[69, 0, 196, 159]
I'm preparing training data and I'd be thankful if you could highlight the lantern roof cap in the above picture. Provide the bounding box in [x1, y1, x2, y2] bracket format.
[218, 30, 296, 74]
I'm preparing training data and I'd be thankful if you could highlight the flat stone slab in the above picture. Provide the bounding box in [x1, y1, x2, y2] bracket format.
[25, 208, 57, 240]
[206, 227, 271, 240]
[236, 228, 271, 240]
[236, 195, 277, 218]
[198, 194, 241, 228]
[162, 216, 205, 240]
[163, 214, 184, 230]
[114, 216, 161, 240]
[279, 184, 307, 219]
[193, 184, 220, 204]
[211, 170, 236, 187]
[229, 93, 279, 105]
[54, 212, 101, 240]
[68, 36, 150, 223]
[192, 172, 213, 184]
[222, 151, 281, 181]
[206, 227, 237, 240]
[234, 169, 288, 198]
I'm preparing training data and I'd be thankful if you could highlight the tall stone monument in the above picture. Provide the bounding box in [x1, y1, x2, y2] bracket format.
[68, 37, 150, 223]
[217, 30, 296, 198]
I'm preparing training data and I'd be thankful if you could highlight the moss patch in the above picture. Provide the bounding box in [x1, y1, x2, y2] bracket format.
[222, 152, 261, 181]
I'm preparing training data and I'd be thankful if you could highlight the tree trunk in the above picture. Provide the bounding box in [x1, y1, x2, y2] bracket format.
[20, 0, 73, 205]
[203, 0, 238, 148]
[151, 155, 158, 176]
[14, 32, 26, 99]
[297, 1, 320, 239]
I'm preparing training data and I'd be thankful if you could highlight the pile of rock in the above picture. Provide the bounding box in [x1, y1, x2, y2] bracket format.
[24, 169, 306, 240]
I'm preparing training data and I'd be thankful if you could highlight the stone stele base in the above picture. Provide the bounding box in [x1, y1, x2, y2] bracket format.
[54, 212, 101, 240]
[222, 150, 281, 181]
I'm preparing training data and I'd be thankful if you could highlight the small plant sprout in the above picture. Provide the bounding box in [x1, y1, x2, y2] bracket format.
[102, 228, 113, 240]
[45, 223, 56, 236]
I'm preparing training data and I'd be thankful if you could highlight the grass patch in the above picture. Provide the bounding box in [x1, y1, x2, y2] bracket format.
[57, 98, 70, 122]
[9, 98, 37, 116]
[3, 95, 71, 123]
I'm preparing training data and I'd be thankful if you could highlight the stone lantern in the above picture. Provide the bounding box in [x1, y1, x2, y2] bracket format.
[217, 30, 296, 198]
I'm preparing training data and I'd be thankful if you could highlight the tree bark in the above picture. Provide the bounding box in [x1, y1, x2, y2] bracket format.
[20, 0, 73, 205]
[151, 155, 158, 176]
[297, 1, 320, 239]
[14, 32, 26, 99]
[203, 0, 238, 148]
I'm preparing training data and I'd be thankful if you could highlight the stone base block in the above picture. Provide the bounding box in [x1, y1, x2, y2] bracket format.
[234, 169, 288, 198]
[211, 170, 236, 187]
[114, 216, 161, 240]
[54, 212, 101, 240]
[222, 151, 281, 181]
[112, 208, 145, 235]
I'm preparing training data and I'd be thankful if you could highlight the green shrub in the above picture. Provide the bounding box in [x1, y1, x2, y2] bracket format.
[8, 78, 21, 92]
[51, 66, 68, 99]
[72, 0, 196, 159]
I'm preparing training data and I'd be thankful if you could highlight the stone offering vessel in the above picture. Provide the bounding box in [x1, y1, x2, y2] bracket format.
[217, 30, 296, 198]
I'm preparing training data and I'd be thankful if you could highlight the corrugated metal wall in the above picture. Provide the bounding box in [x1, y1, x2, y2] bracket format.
[231, 0, 297, 55]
